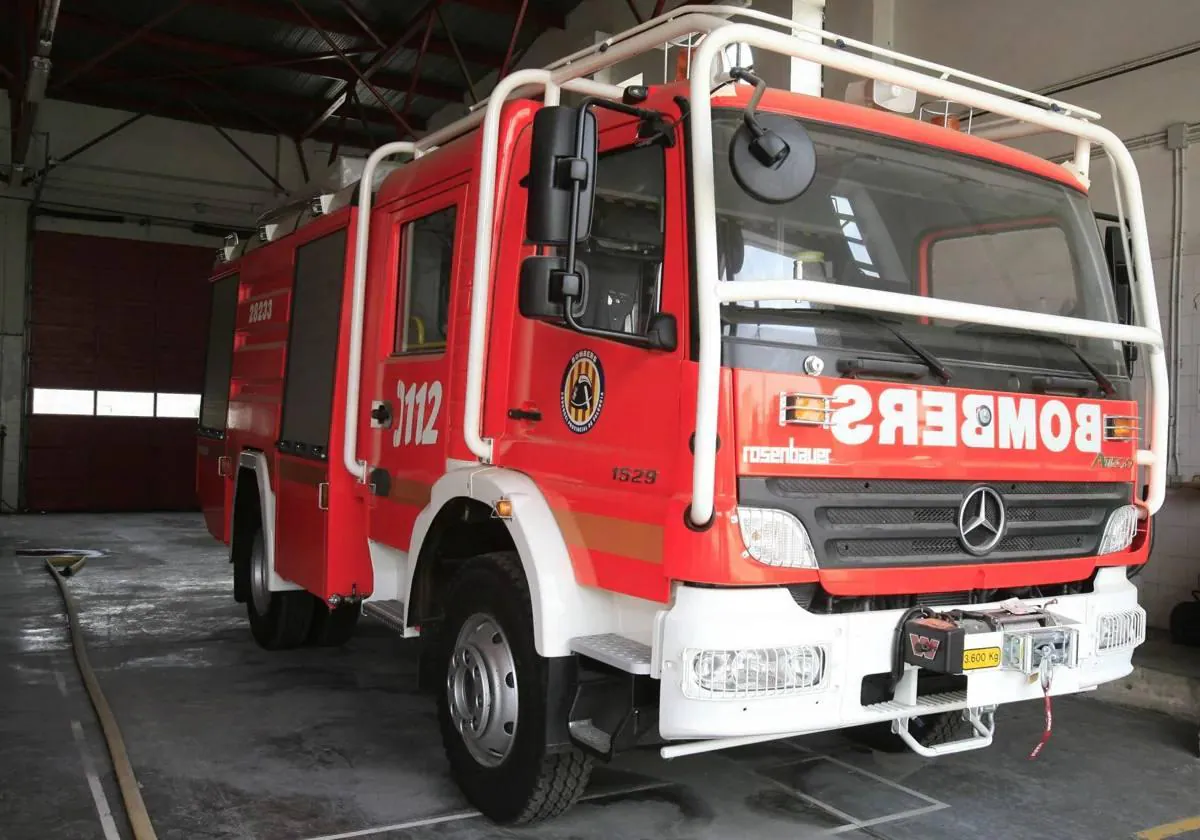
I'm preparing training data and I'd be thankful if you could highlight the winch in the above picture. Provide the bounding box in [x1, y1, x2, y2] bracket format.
[896, 599, 1080, 679]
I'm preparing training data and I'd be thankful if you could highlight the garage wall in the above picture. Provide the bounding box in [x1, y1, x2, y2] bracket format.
[23, 231, 213, 511]
[892, 0, 1200, 627]
[1, 90, 368, 512]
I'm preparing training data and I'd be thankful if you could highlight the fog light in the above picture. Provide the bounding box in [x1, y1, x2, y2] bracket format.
[1098, 505, 1138, 555]
[685, 645, 826, 699]
[1097, 608, 1145, 652]
[735, 506, 817, 569]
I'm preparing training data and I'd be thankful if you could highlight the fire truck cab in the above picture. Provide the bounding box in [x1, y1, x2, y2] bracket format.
[196, 6, 1166, 825]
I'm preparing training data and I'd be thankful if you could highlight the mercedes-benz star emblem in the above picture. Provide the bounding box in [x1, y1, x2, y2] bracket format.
[957, 485, 1006, 556]
[976, 405, 993, 427]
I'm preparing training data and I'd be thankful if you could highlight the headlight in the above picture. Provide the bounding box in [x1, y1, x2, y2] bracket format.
[735, 506, 817, 568]
[1098, 504, 1139, 555]
[686, 646, 827, 699]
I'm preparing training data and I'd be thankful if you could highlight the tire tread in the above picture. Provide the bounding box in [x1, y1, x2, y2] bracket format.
[438, 550, 593, 825]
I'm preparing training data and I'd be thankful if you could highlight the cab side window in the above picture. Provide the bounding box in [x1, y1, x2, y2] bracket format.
[395, 206, 456, 353]
[576, 143, 665, 336]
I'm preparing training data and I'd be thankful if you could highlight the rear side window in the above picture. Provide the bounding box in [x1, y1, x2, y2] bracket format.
[199, 274, 238, 434]
[395, 206, 456, 354]
[280, 229, 348, 458]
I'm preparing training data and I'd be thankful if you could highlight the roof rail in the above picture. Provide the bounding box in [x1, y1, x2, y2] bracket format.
[454, 4, 1098, 126]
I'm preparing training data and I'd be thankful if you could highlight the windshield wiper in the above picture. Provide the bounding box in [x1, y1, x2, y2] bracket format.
[832, 311, 952, 384]
[955, 325, 1115, 396]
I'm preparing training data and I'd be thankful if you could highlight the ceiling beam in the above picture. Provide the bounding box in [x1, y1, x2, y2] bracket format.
[192, 0, 515, 66]
[51, 88, 386, 150]
[65, 72, 414, 128]
[56, 12, 466, 101]
[287, 0, 418, 138]
[301, 0, 444, 140]
[51, 0, 195, 92]
[452, 0, 564, 29]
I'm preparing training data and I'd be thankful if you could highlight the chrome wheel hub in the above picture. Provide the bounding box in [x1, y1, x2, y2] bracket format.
[447, 613, 518, 767]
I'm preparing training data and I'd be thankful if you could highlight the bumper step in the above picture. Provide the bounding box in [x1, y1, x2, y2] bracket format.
[363, 599, 405, 632]
[570, 634, 652, 675]
[864, 689, 969, 716]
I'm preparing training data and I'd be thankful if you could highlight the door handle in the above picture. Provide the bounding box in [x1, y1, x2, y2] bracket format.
[318, 482, 329, 511]
[507, 407, 542, 422]
[370, 400, 393, 429]
[217, 455, 231, 477]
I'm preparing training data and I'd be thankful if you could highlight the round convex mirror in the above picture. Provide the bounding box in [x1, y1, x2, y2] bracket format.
[728, 113, 817, 204]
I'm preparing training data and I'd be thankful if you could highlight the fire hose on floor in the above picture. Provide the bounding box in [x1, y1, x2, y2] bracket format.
[45, 553, 158, 840]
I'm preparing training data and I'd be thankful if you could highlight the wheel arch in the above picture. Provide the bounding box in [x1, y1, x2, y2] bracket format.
[405, 466, 626, 657]
[230, 450, 300, 598]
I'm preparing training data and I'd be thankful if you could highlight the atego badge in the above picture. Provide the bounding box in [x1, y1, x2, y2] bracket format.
[561, 349, 604, 434]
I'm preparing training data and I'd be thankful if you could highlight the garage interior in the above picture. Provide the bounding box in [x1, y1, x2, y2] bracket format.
[3, 1, 1200, 839]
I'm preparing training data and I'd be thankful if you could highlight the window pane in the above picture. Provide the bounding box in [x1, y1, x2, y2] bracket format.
[931, 226, 1075, 315]
[32, 388, 94, 415]
[396, 207, 456, 354]
[156, 393, 201, 418]
[576, 144, 665, 336]
[200, 275, 238, 431]
[96, 391, 154, 417]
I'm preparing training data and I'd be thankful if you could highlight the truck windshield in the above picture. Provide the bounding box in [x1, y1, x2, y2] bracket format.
[709, 109, 1127, 382]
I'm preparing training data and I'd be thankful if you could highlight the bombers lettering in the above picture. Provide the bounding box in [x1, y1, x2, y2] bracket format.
[829, 384, 1103, 453]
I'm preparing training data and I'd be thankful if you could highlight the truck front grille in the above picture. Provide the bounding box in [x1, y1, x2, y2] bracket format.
[740, 478, 1130, 569]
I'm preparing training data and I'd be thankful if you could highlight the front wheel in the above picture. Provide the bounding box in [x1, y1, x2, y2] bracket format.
[437, 552, 592, 824]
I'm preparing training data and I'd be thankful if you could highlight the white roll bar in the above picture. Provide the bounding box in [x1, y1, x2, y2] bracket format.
[687, 24, 1167, 522]
[344, 140, 417, 482]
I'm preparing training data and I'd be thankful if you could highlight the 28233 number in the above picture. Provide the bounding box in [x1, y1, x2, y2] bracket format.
[612, 467, 657, 484]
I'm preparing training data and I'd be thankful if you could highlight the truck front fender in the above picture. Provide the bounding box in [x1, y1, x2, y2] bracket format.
[407, 465, 656, 657]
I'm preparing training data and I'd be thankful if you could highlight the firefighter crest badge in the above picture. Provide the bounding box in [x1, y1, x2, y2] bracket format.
[561, 349, 604, 434]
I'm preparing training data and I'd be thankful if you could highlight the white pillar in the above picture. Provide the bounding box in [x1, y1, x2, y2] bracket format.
[790, 0, 826, 95]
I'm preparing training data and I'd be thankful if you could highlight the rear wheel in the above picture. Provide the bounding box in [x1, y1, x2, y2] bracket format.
[307, 600, 360, 647]
[437, 552, 592, 824]
[245, 531, 314, 650]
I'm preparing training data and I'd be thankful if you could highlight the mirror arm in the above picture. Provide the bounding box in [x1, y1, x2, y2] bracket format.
[562, 294, 660, 348]
[728, 67, 768, 138]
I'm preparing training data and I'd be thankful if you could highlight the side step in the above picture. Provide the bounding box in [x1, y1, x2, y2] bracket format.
[363, 599, 406, 632]
[570, 634, 652, 675]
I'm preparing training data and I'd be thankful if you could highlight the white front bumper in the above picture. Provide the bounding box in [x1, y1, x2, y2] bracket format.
[655, 567, 1142, 740]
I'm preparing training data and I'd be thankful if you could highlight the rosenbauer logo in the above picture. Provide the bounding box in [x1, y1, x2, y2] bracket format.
[827, 384, 1103, 453]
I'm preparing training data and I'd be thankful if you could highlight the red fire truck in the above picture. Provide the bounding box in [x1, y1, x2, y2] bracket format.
[197, 6, 1166, 825]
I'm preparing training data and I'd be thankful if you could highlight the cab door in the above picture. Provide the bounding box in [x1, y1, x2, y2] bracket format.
[365, 185, 467, 550]
[501, 128, 686, 603]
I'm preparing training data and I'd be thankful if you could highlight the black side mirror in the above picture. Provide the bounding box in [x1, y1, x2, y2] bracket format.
[519, 256, 588, 321]
[526, 106, 597, 245]
[523, 96, 675, 352]
[645, 312, 678, 352]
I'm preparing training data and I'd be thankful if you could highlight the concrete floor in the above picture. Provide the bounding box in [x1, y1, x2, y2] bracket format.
[2, 512, 1199, 840]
